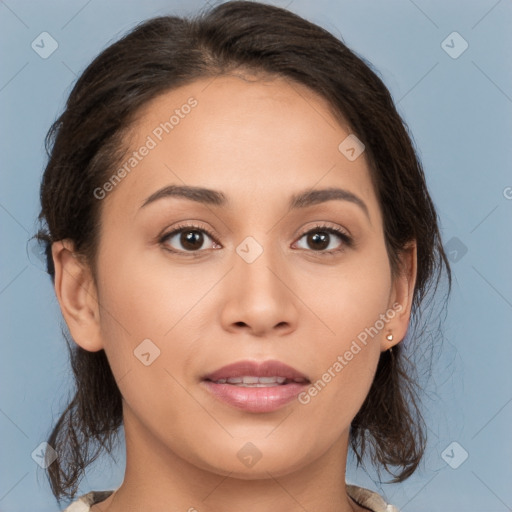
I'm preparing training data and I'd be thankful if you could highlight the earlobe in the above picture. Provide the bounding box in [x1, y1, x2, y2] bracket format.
[52, 240, 104, 352]
[382, 241, 418, 351]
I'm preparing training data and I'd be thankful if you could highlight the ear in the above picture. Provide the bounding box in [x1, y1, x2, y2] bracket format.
[381, 240, 417, 351]
[52, 240, 104, 352]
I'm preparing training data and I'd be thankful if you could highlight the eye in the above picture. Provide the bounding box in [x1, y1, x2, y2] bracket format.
[159, 223, 220, 254]
[294, 224, 352, 254]
[159, 222, 353, 256]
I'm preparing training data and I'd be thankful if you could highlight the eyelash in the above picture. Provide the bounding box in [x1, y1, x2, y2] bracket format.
[159, 222, 353, 257]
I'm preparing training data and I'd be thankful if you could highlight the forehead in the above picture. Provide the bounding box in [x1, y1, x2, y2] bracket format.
[104, 75, 380, 222]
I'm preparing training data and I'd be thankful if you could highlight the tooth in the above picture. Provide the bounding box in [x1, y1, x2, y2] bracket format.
[258, 377, 280, 384]
[242, 376, 260, 384]
[238, 383, 280, 387]
[219, 376, 298, 386]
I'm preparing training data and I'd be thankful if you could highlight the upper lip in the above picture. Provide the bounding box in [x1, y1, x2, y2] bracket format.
[203, 359, 310, 382]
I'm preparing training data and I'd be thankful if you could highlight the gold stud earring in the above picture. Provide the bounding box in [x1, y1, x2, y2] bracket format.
[386, 333, 393, 342]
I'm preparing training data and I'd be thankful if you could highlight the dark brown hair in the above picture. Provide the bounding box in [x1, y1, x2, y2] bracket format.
[36, 0, 451, 502]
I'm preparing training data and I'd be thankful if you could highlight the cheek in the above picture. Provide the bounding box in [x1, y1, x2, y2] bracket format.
[94, 242, 225, 402]
[92, 244, 180, 376]
[93, 247, 202, 424]
[303, 243, 392, 348]
[97, 243, 207, 340]
[292, 245, 391, 419]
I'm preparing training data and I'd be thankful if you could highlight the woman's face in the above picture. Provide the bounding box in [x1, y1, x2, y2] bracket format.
[57, 74, 415, 479]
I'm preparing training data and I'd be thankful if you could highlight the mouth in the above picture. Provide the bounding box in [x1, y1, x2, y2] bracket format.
[201, 360, 310, 413]
[204, 375, 309, 387]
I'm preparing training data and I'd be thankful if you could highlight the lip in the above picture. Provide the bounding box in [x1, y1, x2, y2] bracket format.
[203, 359, 309, 382]
[201, 360, 310, 413]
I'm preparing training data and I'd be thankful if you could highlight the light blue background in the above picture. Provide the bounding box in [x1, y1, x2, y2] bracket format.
[1, 0, 511, 510]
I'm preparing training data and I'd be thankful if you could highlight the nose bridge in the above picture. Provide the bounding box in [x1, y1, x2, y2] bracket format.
[221, 230, 298, 334]
[234, 232, 286, 298]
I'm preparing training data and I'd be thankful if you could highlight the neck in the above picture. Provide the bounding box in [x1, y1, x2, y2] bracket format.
[98, 403, 359, 512]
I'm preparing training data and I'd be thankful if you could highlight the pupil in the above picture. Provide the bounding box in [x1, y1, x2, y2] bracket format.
[309, 232, 329, 250]
[182, 230, 203, 250]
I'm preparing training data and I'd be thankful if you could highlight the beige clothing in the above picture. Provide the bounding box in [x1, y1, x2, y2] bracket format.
[62, 485, 400, 511]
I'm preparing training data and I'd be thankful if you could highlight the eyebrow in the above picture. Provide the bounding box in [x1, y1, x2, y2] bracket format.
[141, 185, 370, 219]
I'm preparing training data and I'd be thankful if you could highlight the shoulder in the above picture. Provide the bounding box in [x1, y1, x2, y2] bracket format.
[61, 490, 115, 511]
[347, 484, 400, 512]
[62, 486, 398, 512]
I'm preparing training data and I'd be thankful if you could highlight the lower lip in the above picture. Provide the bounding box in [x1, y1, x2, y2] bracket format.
[202, 381, 308, 413]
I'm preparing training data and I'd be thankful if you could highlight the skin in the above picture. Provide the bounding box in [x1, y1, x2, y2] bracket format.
[52, 74, 416, 512]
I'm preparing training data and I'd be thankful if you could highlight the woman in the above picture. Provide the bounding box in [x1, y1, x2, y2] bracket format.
[37, 1, 451, 511]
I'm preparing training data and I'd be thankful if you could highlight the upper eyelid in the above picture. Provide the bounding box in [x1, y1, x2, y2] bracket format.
[161, 222, 219, 241]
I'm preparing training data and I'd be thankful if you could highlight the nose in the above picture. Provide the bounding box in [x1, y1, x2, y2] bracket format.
[220, 241, 299, 337]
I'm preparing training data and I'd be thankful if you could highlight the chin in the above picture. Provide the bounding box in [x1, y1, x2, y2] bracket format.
[194, 447, 311, 480]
